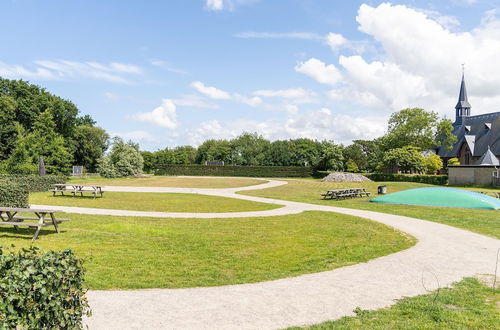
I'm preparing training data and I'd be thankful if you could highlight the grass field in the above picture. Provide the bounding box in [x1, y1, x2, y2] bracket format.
[288, 277, 499, 329]
[240, 180, 500, 239]
[0, 211, 415, 290]
[29, 191, 280, 213]
[68, 175, 266, 188]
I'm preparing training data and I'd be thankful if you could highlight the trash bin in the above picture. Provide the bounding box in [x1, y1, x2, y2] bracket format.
[377, 185, 387, 194]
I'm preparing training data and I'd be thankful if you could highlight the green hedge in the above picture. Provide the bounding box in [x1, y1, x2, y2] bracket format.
[0, 180, 29, 208]
[154, 165, 313, 177]
[0, 175, 67, 193]
[365, 173, 448, 185]
[0, 247, 91, 329]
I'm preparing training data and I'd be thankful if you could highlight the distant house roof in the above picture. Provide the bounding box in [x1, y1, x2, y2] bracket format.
[477, 146, 500, 165]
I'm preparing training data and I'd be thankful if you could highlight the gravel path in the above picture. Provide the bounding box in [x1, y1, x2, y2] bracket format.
[36, 178, 499, 330]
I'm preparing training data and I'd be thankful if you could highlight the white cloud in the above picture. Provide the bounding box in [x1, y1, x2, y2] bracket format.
[172, 94, 219, 108]
[111, 130, 155, 143]
[130, 99, 178, 129]
[190, 81, 263, 106]
[187, 108, 385, 146]
[295, 58, 342, 86]
[0, 60, 142, 83]
[191, 81, 231, 99]
[233, 94, 263, 106]
[0, 62, 56, 80]
[296, 3, 500, 117]
[206, 0, 259, 11]
[206, 0, 224, 11]
[234, 32, 322, 40]
[254, 88, 318, 104]
[150, 59, 187, 74]
[325, 32, 347, 51]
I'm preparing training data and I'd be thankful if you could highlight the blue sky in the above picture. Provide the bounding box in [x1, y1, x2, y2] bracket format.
[1, 0, 500, 150]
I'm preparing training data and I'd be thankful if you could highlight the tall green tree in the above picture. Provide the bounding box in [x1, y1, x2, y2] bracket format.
[71, 125, 109, 172]
[382, 146, 425, 173]
[315, 141, 344, 171]
[264, 140, 294, 166]
[435, 118, 457, 152]
[195, 139, 231, 164]
[99, 137, 144, 177]
[0, 95, 19, 159]
[24, 111, 73, 174]
[343, 144, 368, 171]
[173, 146, 197, 165]
[230, 132, 270, 166]
[383, 108, 439, 151]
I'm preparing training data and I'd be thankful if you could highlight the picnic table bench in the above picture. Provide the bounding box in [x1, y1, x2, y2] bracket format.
[478, 191, 500, 199]
[51, 184, 104, 198]
[0, 207, 69, 241]
[321, 188, 371, 200]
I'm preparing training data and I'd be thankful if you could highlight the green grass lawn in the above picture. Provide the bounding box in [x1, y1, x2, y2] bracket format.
[240, 180, 500, 239]
[68, 175, 266, 188]
[0, 211, 415, 290]
[29, 191, 281, 213]
[287, 277, 499, 329]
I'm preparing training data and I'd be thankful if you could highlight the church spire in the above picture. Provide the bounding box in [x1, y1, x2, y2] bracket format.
[454, 66, 471, 126]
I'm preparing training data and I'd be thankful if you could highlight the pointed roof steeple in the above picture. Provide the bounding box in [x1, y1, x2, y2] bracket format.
[477, 146, 500, 166]
[455, 68, 471, 110]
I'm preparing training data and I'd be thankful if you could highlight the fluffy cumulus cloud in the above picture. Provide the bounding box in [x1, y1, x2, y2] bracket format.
[325, 32, 347, 51]
[191, 81, 263, 106]
[191, 81, 231, 99]
[295, 58, 342, 86]
[186, 108, 385, 146]
[296, 3, 500, 117]
[0, 60, 142, 83]
[131, 99, 178, 129]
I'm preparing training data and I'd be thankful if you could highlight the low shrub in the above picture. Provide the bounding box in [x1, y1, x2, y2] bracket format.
[155, 165, 313, 177]
[0, 180, 29, 208]
[0, 246, 91, 329]
[0, 174, 67, 192]
[365, 173, 448, 185]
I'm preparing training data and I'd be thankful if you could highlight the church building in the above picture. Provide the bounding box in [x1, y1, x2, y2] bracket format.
[438, 73, 500, 166]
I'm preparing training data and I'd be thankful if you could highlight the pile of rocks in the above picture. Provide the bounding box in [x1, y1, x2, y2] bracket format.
[321, 172, 372, 182]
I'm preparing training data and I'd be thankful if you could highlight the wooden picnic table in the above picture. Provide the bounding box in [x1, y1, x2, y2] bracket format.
[0, 207, 69, 240]
[321, 187, 371, 200]
[51, 184, 104, 198]
[478, 191, 500, 199]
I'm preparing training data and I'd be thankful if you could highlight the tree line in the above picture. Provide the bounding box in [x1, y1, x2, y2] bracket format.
[0, 78, 456, 177]
[0, 78, 108, 174]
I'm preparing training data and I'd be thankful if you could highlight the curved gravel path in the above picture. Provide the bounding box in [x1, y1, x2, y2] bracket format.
[35, 178, 499, 330]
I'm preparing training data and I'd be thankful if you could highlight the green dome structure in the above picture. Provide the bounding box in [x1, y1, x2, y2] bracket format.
[370, 187, 500, 210]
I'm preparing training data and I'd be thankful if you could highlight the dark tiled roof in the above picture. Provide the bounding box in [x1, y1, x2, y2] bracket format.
[439, 112, 500, 158]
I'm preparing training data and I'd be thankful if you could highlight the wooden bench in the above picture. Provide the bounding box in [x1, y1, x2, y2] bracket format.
[478, 191, 500, 199]
[0, 207, 69, 240]
[322, 188, 371, 200]
[52, 184, 104, 198]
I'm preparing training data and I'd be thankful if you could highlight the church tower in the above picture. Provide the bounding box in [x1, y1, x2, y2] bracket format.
[454, 71, 471, 127]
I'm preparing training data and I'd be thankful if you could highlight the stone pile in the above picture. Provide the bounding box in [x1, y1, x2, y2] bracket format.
[321, 172, 372, 182]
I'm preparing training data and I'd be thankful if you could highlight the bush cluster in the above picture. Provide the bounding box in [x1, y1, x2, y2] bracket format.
[0, 174, 67, 193]
[0, 246, 91, 329]
[366, 173, 448, 185]
[0, 180, 29, 208]
[155, 165, 313, 177]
